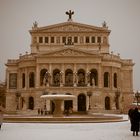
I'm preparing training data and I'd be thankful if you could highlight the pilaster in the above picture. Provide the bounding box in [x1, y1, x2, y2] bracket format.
[36, 64, 40, 88]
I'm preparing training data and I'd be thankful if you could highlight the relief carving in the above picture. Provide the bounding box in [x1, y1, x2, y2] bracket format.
[44, 25, 98, 32]
[52, 49, 87, 56]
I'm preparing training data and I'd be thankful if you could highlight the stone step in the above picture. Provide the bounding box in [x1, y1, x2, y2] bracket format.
[3, 114, 125, 123]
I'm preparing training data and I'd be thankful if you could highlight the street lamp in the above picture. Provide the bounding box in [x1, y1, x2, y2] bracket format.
[87, 91, 92, 110]
[135, 91, 140, 106]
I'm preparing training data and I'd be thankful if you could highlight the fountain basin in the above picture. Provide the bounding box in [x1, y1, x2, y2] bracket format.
[41, 94, 75, 117]
[41, 94, 75, 100]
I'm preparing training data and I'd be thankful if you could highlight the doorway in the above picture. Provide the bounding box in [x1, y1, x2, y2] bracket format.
[78, 94, 86, 111]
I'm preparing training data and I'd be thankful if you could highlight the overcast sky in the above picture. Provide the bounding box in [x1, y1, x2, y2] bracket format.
[0, 0, 140, 90]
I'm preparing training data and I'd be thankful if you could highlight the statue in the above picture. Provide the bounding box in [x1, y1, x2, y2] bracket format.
[102, 21, 107, 28]
[73, 72, 77, 86]
[92, 77, 95, 87]
[43, 71, 51, 86]
[66, 10, 74, 21]
[65, 37, 74, 45]
[32, 21, 38, 28]
[54, 73, 60, 86]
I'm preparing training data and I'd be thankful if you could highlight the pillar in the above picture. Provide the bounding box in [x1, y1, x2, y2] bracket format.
[36, 64, 40, 88]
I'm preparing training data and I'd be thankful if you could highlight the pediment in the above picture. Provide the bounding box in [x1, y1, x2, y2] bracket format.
[31, 22, 109, 33]
[40, 47, 95, 57]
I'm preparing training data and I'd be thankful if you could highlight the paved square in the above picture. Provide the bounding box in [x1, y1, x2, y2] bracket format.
[0, 120, 139, 140]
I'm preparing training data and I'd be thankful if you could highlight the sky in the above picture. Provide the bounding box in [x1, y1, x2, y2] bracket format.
[0, 0, 140, 90]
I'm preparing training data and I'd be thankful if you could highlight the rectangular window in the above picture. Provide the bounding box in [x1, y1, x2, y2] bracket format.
[39, 37, 43, 43]
[62, 37, 66, 43]
[97, 37, 101, 43]
[22, 73, 25, 88]
[74, 36, 78, 43]
[51, 37, 54, 43]
[86, 36, 90, 43]
[91, 36, 95, 43]
[56, 37, 60, 43]
[9, 73, 17, 89]
[45, 37, 48, 43]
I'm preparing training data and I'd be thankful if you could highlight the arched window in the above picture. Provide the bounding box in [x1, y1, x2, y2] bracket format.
[90, 69, 98, 86]
[22, 73, 25, 88]
[104, 72, 109, 87]
[105, 96, 111, 110]
[113, 73, 117, 88]
[77, 69, 85, 86]
[29, 72, 35, 88]
[65, 69, 73, 86]
[28, 96, 34, 110]
[40, 69, 47, 86]
[53, 69, 60, 86]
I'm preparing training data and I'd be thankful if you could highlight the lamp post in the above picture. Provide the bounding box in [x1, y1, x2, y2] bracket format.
[87, 91, 92, 110]
[135, 91, 140, 106]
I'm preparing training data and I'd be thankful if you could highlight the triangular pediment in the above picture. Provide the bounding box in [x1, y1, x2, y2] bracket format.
[40, 47, 96, 57]
[31, 21, 110, 33]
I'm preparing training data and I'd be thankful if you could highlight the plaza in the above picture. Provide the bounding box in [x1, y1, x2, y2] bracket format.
[0, 116, 139, 140]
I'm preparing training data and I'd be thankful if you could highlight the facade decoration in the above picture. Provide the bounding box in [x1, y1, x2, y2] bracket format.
[5, 11, 134, 114]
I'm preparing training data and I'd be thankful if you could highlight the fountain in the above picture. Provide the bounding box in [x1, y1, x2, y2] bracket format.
[40, 94, 75, 117]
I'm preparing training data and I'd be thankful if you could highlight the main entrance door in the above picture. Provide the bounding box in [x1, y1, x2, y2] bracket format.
[64, 100, 73, 110]
[28, 96, 34, 110]
[78, 94, 86, 111]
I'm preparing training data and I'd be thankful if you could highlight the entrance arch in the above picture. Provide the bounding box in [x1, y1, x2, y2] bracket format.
[105, 96, 110, 110]
[51, 101, 55, 114]
[28, 96, 34, 110]
[64, 93, 73, 111]
[78, 94, 86, 111]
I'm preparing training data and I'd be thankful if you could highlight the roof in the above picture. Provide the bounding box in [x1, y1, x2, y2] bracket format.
[30, 21, 110, 34]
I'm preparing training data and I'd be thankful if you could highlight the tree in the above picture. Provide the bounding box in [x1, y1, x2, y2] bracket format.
[0, 82, 6, 108]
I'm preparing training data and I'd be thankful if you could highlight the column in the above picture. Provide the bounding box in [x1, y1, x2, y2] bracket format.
[110, 66, 113, 90]
[73, 64, 77, 87]
[6, 70, 9, 90]
[25, 68, 28, 89]
[98, 64, 102, 88]
[60, 64, 64, 87]
[36, 65, 40, 88]
[18, 69, 21, 89]
[86, 64, 90, 86]
[49, 63, 52, 86]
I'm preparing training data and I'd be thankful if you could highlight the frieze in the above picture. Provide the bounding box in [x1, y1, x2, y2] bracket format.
[49, 49, 92, 56]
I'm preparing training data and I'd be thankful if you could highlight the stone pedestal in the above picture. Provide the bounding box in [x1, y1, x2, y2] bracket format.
[53, 100, 63, 117]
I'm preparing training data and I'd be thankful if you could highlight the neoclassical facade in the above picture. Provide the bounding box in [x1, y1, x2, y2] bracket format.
[5, 13, 134, 114]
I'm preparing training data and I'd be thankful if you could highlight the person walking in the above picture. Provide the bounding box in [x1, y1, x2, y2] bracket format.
[130, 107, 140, 136]
[128, 106, 134, 125]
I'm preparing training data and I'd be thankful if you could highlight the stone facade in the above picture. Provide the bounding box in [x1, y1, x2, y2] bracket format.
[5, 18, 134, 114]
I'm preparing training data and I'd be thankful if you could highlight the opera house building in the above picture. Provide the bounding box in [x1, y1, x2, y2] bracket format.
[5, 12, 134, 114]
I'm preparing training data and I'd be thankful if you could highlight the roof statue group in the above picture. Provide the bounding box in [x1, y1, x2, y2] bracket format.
[66, 10, 74, 21]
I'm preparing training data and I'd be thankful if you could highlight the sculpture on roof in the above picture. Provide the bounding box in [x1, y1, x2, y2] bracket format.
[32, 21, 38, 29]
[66, 10, 74, 21]
[102, 21, 107, 28]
